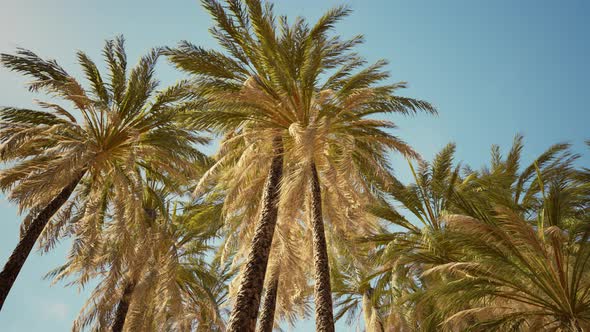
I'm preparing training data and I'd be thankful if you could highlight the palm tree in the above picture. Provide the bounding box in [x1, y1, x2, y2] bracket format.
[461, 134, 573, 215]
[0, 36, 204, 310]
[426, 182, 590, 330]
[47, 179, 227, 331]
[332, 240, 386, 332]
[375, 143, 483, 330]
[166, 0, 291, 326]
[167, 1, 434, 330]
[364, 137, 582, 330]
[330, 144, 460, 331]
[371, 143, 464, 269]
[286, 79, 434, 331]
[415, 139, 590, 331]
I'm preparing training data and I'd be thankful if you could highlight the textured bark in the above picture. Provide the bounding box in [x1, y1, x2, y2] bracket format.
[256, 268, 280, 332]
[227, 136, 284, 332]
[310, 162, 335, 332]
[111, 281, 136, 332]
[0, 171, 84, 311]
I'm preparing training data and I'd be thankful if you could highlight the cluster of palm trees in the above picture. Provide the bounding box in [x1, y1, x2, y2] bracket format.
[336, 137, 590, 331]
[0, 1, 588, 331]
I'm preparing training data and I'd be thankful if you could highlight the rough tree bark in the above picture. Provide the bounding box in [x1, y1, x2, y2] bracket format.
[0, 171, 85, 310]
[227, 136, 284, 332]
[310, 161, 335, 332]
[111, 281, 136, 332]
[256, 268, 281, 332]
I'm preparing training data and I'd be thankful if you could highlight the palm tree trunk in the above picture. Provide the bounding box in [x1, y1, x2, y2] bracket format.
[310, 161, 335, 332]
[112, 281, 136, 332]
[227, 136, 284, 332]
[0, 171, 84, 311]
[256, 268, 280, 332]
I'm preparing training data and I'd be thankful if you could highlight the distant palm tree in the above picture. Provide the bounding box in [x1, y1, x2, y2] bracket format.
[428, 185, 590, 330]
[365, 144, 465, 330]
[461, 134, 573, 215]
[47, 180, 227, 331]
[0, 36, 205, 310]
[332, 242, 386, 332]
[370, 137, 581, 330]
[420, 139, 590, 331]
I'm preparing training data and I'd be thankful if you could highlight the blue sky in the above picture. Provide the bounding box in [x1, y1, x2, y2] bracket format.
[0, 0, 589, 331]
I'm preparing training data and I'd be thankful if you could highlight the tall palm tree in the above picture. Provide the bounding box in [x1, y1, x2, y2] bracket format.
[0, 36, 204, 310]
[166, 0, 291, 327]
[285, 75, 434, 331]
[167, 1, 434, 330]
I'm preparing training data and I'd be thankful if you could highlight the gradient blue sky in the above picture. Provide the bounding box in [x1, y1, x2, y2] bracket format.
[0, 0, 589, 331]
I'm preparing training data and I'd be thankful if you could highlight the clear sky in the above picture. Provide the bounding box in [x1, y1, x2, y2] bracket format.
[0, 0, 589, 331]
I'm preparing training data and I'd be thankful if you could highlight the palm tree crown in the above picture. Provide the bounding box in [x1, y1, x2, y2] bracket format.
[0, 36, 207, 310]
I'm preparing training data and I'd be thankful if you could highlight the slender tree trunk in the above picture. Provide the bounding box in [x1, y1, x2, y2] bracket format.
[0, 171, 84, 311]
[310, 161, 335, 332]
[256, 268, 280, 332]
[112, 281, 136, 332]
[227, 136, 284, 332]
